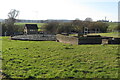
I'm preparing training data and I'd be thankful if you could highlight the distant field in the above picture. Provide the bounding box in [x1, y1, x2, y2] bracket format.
[88, 32, 120, 38]
[2, 37, 119, 78]
[70, 32, 120, 38]
[14, 23, 45, 28]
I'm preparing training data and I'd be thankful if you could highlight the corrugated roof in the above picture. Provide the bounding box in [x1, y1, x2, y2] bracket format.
[25, 24, 38, 29]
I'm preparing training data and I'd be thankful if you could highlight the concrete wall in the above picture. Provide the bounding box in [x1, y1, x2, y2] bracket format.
[108, 38, 120, 44]
[11, 34, 56, 41]
[56, 34, 78, 45]
[79, 37, 102, 44]
[56, 34, 102, 45]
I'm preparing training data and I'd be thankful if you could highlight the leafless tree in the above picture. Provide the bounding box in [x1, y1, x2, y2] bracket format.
[8, 9, 19, 19]
[6, 9, 19, 24]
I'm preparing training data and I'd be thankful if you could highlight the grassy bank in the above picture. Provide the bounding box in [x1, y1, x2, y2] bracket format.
[2, 37, 119, 78]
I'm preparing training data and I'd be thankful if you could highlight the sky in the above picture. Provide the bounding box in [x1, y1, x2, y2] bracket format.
[0, 0, 119, 21]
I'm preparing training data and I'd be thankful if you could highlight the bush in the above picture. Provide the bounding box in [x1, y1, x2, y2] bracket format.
[2, 23, 24, 36]
[114, 24, 120, 32]
[41, 21, 59, 34]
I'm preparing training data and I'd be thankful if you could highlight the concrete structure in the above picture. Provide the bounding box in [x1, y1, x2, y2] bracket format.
[11, 34, 56, 41]
[56, 34, 120, 45]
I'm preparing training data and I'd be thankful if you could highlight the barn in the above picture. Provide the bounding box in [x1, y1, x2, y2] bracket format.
[24, 24, 38, 34]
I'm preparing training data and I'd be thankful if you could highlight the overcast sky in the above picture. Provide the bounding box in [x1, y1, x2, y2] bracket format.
[0, 0, 119, 21]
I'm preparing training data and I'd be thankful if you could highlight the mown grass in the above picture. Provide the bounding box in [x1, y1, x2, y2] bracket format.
[2, 37, 119, 78]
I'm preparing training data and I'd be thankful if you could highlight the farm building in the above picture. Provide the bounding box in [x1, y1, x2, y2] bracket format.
[24, 24, 38, 34]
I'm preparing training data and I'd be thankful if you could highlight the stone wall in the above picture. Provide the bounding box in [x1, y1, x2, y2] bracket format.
[56, 34, 78, 45]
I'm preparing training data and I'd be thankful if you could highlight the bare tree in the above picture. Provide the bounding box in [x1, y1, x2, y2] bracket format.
[6, 9, 19, 24]
[8, 9, 19, 19]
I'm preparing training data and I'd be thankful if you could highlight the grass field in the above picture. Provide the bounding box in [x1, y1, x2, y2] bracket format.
[70, 32, 120, 38]
[88, 32, 120, 38]
[14, 23, 45, 28]
[2, 37, 119, 78]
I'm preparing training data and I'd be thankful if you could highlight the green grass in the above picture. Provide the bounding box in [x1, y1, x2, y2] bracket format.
[70, 32, 120, 38]
[88, 32, 120, 38]
[2, 37, 119, 78]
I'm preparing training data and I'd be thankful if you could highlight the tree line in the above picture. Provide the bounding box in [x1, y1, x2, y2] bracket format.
[41, 20, 109, 35]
